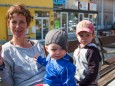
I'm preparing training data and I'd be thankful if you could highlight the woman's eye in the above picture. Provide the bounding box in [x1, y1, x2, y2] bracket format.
[12, 21, 16, 24]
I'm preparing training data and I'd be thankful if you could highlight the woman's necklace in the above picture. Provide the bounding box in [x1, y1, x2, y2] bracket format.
[11, 40, 32, 48]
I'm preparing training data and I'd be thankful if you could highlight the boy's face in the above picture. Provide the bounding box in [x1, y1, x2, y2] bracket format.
[45, 44, 66, 60]
[76, 31, 95, 47]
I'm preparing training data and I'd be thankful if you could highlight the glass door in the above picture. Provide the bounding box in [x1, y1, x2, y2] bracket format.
[60, 12, 68, 32]
[78, 13, 84, 22]
[88, 14, 93, 22]
[35, 17, 49, 40]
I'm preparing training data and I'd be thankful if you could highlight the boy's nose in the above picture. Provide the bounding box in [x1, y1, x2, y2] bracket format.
[56, 50, 60, 54]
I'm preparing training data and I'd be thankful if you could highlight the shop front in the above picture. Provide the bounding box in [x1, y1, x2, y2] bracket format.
[53, 0, 98, 38]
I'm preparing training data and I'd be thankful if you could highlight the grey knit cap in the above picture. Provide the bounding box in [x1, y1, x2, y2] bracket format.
[45, 29, 68, 51]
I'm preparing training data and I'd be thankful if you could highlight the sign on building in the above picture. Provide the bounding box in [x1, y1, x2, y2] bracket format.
[89, 3, 97, 11]
[79, 2, 88, 10]
[53, 0, 66, 4]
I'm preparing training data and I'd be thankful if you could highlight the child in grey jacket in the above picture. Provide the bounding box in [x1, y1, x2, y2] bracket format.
[74, 20, 102, 86]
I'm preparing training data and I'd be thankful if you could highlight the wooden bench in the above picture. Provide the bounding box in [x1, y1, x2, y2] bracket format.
[42, 38, 115, 86]
[97, 35, 115, 64]
[98, 35, 115, 48]
[68, 40, 79, 53]
[98, 57, 115, 86]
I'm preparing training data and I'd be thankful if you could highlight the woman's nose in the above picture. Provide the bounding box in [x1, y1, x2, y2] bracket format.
[16, 23, 20, 28]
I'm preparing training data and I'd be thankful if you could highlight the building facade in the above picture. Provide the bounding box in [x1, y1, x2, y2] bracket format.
[53, 0, 98, 39]
[0, 0, 115, 43]
[53, 0, 115, 36]
[96, 0, 115, 29]
[0, 0, 54, 43]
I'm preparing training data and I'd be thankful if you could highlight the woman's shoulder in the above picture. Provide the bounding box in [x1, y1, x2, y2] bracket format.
[30, 40, 45, 51]
[2, 41, 12, 49]
[1, 42, 14, 54]
[30, 40, 42, 46]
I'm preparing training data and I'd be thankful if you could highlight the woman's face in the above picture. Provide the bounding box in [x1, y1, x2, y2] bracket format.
[8, 13, 27, 38]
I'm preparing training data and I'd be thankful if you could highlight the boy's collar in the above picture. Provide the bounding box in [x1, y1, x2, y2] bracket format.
[62, 53, 70, 60]
[78, 43, 97, 48]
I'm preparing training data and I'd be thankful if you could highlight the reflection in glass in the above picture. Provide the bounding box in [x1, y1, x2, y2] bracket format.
[68, 13, 78, 32]
[36, 19, 42, 40]
[35, 19, 49, 40]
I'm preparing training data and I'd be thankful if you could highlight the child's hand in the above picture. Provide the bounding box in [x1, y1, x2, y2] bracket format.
[0, 44, 3, 65]
[34, 53, 39, 59]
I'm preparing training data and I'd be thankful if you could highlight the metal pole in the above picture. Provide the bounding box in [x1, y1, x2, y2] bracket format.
[101, 0, 104, 29]
[113, 0, 115, 23]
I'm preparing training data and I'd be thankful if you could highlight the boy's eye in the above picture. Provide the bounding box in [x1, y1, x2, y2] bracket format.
[86, 34, 90, 36]
[79, 34, 83, 37]
[51, 49, 57, 51]
[51, 48, 63, 51]
[79, 34, 91, 37]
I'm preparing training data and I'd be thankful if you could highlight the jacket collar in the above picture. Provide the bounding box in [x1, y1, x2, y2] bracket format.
[62, 53, 70, 61]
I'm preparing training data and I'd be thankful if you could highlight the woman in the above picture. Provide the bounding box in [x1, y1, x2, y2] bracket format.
[0, 4, 45, 86]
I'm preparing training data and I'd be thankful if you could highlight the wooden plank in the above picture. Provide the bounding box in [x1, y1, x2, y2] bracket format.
[105, 57, 115, 64]
[100, 64, 109, 70]
[99, 64, 115, 78]
[98, 69, 115, 86]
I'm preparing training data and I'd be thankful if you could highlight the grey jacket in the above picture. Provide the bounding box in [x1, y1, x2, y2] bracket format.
[73, 43, 102, 86]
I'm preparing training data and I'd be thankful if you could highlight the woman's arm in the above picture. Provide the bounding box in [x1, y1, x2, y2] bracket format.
[0, 45, 14, 86]
[0, 60, 13, 86]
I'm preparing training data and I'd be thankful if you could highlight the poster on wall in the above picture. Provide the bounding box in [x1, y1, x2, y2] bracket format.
[89, 3, 97, 11]
[73, 1, 78, 10]
[79, 2, 88, 10]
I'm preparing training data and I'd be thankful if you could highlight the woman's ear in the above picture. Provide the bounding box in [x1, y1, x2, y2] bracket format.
[7, 19, 10, 27]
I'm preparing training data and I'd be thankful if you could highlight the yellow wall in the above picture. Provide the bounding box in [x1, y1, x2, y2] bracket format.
[0, 7, 8, 42]
[0, 0, 53, 7]
[0, 0, 54, 42]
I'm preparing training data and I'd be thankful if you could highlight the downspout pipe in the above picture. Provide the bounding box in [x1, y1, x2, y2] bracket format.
[113, 0, 115, 23]
[101, 0, 104, 29]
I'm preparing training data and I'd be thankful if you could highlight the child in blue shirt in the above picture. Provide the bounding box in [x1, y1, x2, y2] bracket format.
[35, 29, 76, 86]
